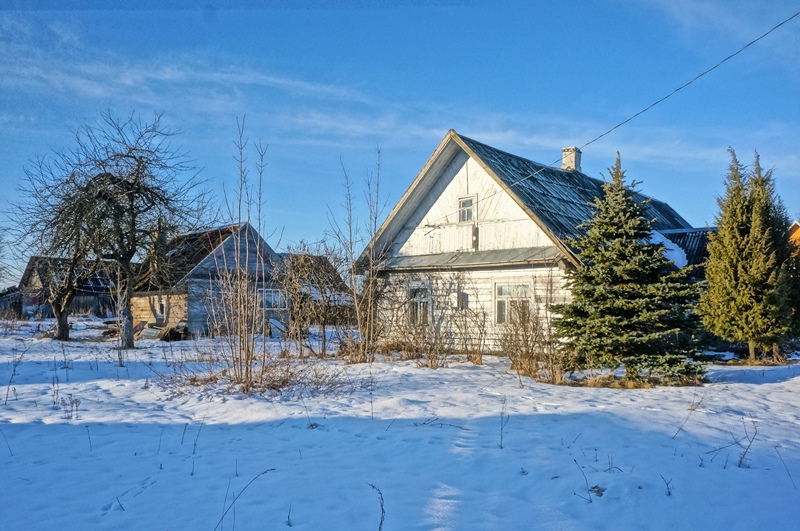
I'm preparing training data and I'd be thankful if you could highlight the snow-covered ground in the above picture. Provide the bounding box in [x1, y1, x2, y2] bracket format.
[1, 320, 799, 530]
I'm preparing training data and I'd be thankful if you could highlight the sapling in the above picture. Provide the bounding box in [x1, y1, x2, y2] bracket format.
[498, 397, 510, 449]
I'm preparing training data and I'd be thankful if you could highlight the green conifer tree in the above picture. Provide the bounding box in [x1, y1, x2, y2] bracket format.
[701, 150, 795, 361]
[553, 155, 704, 382]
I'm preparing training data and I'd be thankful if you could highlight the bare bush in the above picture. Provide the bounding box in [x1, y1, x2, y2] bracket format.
[329, 150, 387, 364]
[273, 241, 353, 358]
[203, 119, 276, 392]
[499, 271, 569, 384]
[379, 273, 471, 369]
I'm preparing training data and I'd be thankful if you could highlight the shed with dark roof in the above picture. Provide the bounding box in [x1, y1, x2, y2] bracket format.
[130, 222, 281, 336]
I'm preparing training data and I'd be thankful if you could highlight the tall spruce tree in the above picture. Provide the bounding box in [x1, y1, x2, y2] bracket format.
[701, 150, 796, 361]
[553, 155, 704, 382]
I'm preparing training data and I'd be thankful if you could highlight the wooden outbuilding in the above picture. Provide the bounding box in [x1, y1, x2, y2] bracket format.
[131, 222, 283, 336]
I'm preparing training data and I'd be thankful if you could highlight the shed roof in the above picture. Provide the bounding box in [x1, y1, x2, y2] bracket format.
[135, 224, 242, 291]
[19, 256, 116, 294]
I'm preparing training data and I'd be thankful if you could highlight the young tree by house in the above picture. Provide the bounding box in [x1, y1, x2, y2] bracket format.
[552, 155, 704, 383]
[331, 150, 387, 364]
[273, 242, 352, 357]
[701, 150, 798, 362]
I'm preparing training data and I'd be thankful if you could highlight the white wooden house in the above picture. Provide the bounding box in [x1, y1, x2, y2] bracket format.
[363, 130, 706, 349]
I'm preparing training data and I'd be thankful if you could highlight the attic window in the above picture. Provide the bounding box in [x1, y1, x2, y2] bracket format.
[459, 196, 475, 223]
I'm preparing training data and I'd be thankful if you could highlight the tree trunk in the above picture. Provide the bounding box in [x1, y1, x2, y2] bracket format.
[118, 270, 135, 350]
[748, 340, 757, 363]
[772, 342, 783, 363]
[52, 303, 70, 341]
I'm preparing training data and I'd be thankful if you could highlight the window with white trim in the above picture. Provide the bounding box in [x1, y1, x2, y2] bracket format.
[495, 283, 530, 325]
[459, 196, 475, 223]
[408, 285, 430, 325]
[260, 288, 287, 310]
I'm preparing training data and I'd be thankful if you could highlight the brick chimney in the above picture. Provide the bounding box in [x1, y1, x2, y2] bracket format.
[561, 147, 582, 172]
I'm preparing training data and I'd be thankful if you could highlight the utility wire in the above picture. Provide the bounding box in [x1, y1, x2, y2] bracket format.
[415, 8, 800, 230]
[578, 7, 800, 152]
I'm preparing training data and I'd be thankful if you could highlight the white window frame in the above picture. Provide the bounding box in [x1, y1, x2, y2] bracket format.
[260, 288, 287, 310]
[458, 195, 476, 224]
[495, 283, 531, 325]
[408, 282, 431, 326]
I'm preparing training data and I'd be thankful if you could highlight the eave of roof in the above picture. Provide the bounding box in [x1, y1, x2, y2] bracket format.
[379, 247, 563, 271]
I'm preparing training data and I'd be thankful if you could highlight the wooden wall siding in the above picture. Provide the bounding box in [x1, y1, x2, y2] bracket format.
[184, 278, 287, 336]
[378, 266, 571, 350]
[22, 292, 115, 319]
[392, 151, 556, 257]
[130, 291, 188, 330]
[187, 280, 214, 336]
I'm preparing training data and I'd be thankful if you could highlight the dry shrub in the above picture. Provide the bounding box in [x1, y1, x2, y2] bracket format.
[499, 303, 567, 384]
[156, 345, 356, 398]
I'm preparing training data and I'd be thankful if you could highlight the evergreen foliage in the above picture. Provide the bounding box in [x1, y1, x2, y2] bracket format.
[700, 150, 798, 361]
[553, 155, 704, 382]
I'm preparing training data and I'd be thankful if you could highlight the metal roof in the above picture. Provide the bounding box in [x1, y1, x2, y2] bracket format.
[458, 134, 694, 242]
[660, 227, 715, 267]
[381, 247, 562, 271]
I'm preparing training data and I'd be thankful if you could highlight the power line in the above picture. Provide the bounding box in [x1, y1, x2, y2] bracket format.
[416, 8, 800, 231]
[578, 8, 800, 152]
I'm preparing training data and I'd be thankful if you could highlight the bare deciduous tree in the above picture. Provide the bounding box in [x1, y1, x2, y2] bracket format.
[72, 112, 206, 349]
[17, 112, 205, 346]
[15, 150, 104, 340]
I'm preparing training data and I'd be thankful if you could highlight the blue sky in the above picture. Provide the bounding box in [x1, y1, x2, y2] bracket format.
[1, 1, 799, 284]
